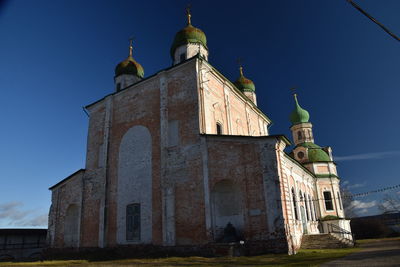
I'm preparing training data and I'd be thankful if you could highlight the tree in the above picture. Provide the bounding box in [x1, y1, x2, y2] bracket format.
[340, 186, 357, 218]
[379, 193, 400, 214]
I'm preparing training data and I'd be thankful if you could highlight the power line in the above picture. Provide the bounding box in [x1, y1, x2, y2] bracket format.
[347, 0, 400, 42]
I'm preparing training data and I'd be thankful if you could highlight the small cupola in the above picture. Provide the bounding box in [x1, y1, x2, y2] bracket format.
[233, 66, 257, 105]
[114, 39, 144, 91]
[170, 7, 208, 65]
[289, 93, 314, 145]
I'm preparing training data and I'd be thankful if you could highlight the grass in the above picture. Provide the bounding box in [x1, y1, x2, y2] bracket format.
[0, 247, 360, 267]
[356, 236, 400, 244]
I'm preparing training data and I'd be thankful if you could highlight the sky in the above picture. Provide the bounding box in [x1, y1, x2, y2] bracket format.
[0, 0, 399, 228]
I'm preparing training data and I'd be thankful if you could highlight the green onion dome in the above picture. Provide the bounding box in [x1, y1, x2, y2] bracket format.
[290, 94, 310, 125]
[115, 43, 144, 78]
[115, 56, 144, 78]
[233, 67, 255, 92]
[170, 14, 207, 59]
[296, 142, 331, 162]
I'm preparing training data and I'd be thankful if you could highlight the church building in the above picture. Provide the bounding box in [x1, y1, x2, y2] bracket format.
[47, 11, 352, 255]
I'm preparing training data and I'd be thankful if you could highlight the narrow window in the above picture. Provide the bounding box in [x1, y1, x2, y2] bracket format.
[309, 194, 315, 221]
[126, 203, 140, 241]
[292, 188, 298, 220]
[312, 197, 318, 220]
[323, 191, 334, 211]
[297, 131, 302, 140]
[337, 191, 343, 210]
[116, 83, 121, 91]
[304, 194, 310, 221]
[168, 120, 179, 147]
[180, 53, 186, 62]
[216, 123, 223, 135]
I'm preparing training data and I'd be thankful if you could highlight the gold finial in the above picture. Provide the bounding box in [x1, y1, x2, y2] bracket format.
[186, 4, 192, 25]
[128, 37, 133, 57]
[239, 66, 244, 76]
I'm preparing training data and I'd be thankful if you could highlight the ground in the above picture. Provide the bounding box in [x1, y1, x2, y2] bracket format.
[322, 237, 400, 267]
[2, 237, 399, 267]
[0, 248, 360, 266]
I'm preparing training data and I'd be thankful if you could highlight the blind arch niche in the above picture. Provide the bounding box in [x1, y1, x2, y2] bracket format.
[117, 125, 152, 244]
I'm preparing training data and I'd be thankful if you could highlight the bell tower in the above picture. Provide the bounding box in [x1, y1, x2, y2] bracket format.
[290, 94, 314, 146]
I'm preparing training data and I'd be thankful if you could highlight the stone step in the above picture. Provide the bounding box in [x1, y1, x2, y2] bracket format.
[301, 234, 354, 249]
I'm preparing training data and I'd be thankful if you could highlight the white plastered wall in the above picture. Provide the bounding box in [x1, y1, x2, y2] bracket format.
[316, 178, 344, 219]
[173, 43, 208, 65]
[280, 155, 319, 249]
[197, 61, 270, 136]
[116, 125, 152, 244]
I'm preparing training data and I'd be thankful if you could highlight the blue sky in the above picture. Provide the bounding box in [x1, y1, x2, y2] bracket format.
[0, 0, 399, 228]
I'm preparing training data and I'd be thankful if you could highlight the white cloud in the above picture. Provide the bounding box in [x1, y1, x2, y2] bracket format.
[358, 208, 370, 214]
[0, 202, 28, 221]
[350, 200, 377, 209]
[347, 183, 366, 189]
[335, 151, 400, 162]
[21, 214, 48, 227]
[0, 201, 47, 228]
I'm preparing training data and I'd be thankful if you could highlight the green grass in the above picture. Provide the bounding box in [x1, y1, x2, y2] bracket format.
[356, 236, 400, 244]
[0, 247, 360, 267]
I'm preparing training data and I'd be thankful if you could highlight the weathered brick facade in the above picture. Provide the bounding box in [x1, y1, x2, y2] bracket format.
[48, 18, 351, 255]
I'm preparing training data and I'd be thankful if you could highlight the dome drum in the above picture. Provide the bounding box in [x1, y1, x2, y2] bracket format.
[294, 142, 332, 163]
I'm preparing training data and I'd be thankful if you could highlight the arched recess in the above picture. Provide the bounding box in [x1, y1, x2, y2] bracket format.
[211, 180, 244, 241]
[64, 204, 80, 247]
[117, 125, 152, 244]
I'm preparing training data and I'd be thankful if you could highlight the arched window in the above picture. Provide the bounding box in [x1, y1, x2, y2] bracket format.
[216, 123, 223, 135]
[304, 194, 310, 221]
[337, 191, 343, 210]
[297, 131, 302, 140]
[323, 191, 334, 211]
[312, 196, 318, 220]
[180, 53, 186, 62]
[308, 194, 315, 221]
[292, 188, 298, 220]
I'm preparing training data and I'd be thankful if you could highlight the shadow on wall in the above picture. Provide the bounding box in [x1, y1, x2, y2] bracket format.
[211, 180, 245, 242]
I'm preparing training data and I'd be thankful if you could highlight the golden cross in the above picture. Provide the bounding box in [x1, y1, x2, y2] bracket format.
[186, 4, 192, 25]
[128, 37, 134, 57]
